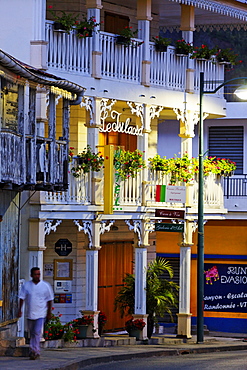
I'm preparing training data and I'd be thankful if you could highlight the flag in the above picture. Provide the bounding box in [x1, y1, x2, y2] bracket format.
[156, 185, 166, 202]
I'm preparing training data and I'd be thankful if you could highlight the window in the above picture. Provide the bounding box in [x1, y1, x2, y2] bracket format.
[208, 126, 243, 174]
[1, 79, 18, 131]
[104, 12, 129, 34]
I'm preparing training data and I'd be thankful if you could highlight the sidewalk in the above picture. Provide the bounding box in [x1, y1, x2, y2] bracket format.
[0, 333, 247, 370]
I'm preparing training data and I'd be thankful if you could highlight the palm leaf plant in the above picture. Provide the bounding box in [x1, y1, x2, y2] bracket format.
[114, 257, 179, 338]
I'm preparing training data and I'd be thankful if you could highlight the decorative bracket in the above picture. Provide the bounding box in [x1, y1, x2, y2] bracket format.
[127, 102, 144, 127]
[125, 220, 142, 247]
[74, 220, 93, 248]
[100, 98, 117, 119]
[44, 220, 62, 235]
[150, 105, 163, 120]
[100, 220, 115, 235]
[80, 96, 94, 124]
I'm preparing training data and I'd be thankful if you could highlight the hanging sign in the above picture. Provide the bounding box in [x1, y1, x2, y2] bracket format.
[155, 209, 185, 219]
[155, 223, 184, 232]
[99, 110, 143, 136]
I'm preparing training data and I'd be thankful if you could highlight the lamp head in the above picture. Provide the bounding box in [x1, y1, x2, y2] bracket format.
[234, 85, 247, 100]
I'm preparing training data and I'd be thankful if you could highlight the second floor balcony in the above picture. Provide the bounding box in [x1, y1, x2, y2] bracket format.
[42, 161, 227, 217]
[45, 22, 225, 94]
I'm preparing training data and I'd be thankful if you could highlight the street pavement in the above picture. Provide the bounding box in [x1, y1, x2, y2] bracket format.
[0, 333, 247, 370]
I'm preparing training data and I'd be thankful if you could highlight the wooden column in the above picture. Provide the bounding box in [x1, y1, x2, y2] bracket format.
[180, 4, 195, 93]
[86, 0, 102, 78]
[83, 220, 101, 338]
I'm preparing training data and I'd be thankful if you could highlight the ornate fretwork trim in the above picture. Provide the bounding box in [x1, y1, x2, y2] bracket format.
[173, 108, 200, 137]
[100, 98, 117, 119]
[125, 220, 142, 247]
[127, 102, 144, 126]
[100, 220, 115, 235]
[80, 96, 94, 124]
[170, 0, 247, 21]
[144, 220, 156, 233]
[74, 220, 92, 248]
[44, 220, 62, 235]
[150, 105, 163, 120]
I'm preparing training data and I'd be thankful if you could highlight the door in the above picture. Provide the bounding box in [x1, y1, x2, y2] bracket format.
[98, 241, 133, 331]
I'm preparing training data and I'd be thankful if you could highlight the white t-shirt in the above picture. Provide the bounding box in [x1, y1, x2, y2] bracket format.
[19, 280, 54, 320]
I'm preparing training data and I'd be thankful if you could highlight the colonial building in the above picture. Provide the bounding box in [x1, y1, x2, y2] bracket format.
[1, 0, 247, 339]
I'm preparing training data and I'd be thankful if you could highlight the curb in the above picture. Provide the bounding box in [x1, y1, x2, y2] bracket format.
[49, 343, 247, 370]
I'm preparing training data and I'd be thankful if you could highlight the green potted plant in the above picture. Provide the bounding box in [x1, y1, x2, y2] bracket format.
[116, 26, 143, 47]
[48, 5, 78, 33]
[125, 317, 146, 340]
[114, 147, 145, 180]
[72, 312, 94, 339]
[152, 35, 171, 52]
[75, 15, 100, 38]
[114, 258, 179, 339]
[215, 48, 242, 66]
[71, 145, 104, 177]
[190, 44, 216, 61]
[175, 39, 193, 56]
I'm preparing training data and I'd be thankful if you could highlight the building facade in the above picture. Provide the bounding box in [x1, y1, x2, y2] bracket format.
[1, 0, 247, 339]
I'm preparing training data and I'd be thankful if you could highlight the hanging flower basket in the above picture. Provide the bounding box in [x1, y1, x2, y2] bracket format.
[155, 44, 167, 52]
[116, 35, 131, 46]
[175, 39, 193, 56]
[53, 21, 67, 32]
[152, 35, 171, 52]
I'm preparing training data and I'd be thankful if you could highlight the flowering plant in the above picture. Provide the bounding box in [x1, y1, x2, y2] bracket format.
[63, 321, 79, 342]
[98, 311, 107, 326]
[48, 6, 78, 33]
[175, 39, 193, 55]
[149, 154, 236, 184]
[125, 317, 146, 331]
[190, 44, 216, 60]
[193, 156, 236, 176]
[119, 26, 138, 39]
[72, 312, 94, 326]
[152, 35, 171, 47]
[71, 145, 104, 177]
[114, 148, 145, 180]
[215, 48, 242, 66]
[68, 146, 74, 162]
[75, 15, 100, 38]
[116, 26, 143, 47]
[44, 309, 64, 340]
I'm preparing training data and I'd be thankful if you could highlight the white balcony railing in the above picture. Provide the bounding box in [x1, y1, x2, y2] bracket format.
[46, 22, 225, 91]
[45, 167, 225, 212]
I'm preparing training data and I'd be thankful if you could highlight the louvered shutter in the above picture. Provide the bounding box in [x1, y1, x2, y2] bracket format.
[208, 126, 243, 174]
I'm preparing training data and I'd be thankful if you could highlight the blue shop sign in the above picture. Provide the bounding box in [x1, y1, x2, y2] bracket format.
[204, 263, 247, 313]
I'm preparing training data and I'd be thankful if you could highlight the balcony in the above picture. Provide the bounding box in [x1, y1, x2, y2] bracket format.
[223, 175, 247, 212]
[0, 130, 68, 191]
[45, 22, 224, 92]
[43, 162, 226, 216]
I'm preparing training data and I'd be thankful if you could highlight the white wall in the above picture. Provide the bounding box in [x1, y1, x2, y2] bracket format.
[0, 0, 45, 64]
[157, 119, 199, 158]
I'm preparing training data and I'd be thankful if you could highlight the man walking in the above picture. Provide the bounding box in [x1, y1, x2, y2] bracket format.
[18, 267, 54, 360]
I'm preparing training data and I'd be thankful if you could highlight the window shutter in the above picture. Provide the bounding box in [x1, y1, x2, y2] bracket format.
[208, 126, 243, 174]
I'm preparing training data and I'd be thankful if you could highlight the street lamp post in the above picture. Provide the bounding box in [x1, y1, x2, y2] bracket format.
[197, 72, 205, 343]
[197, 72, 247, 344]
